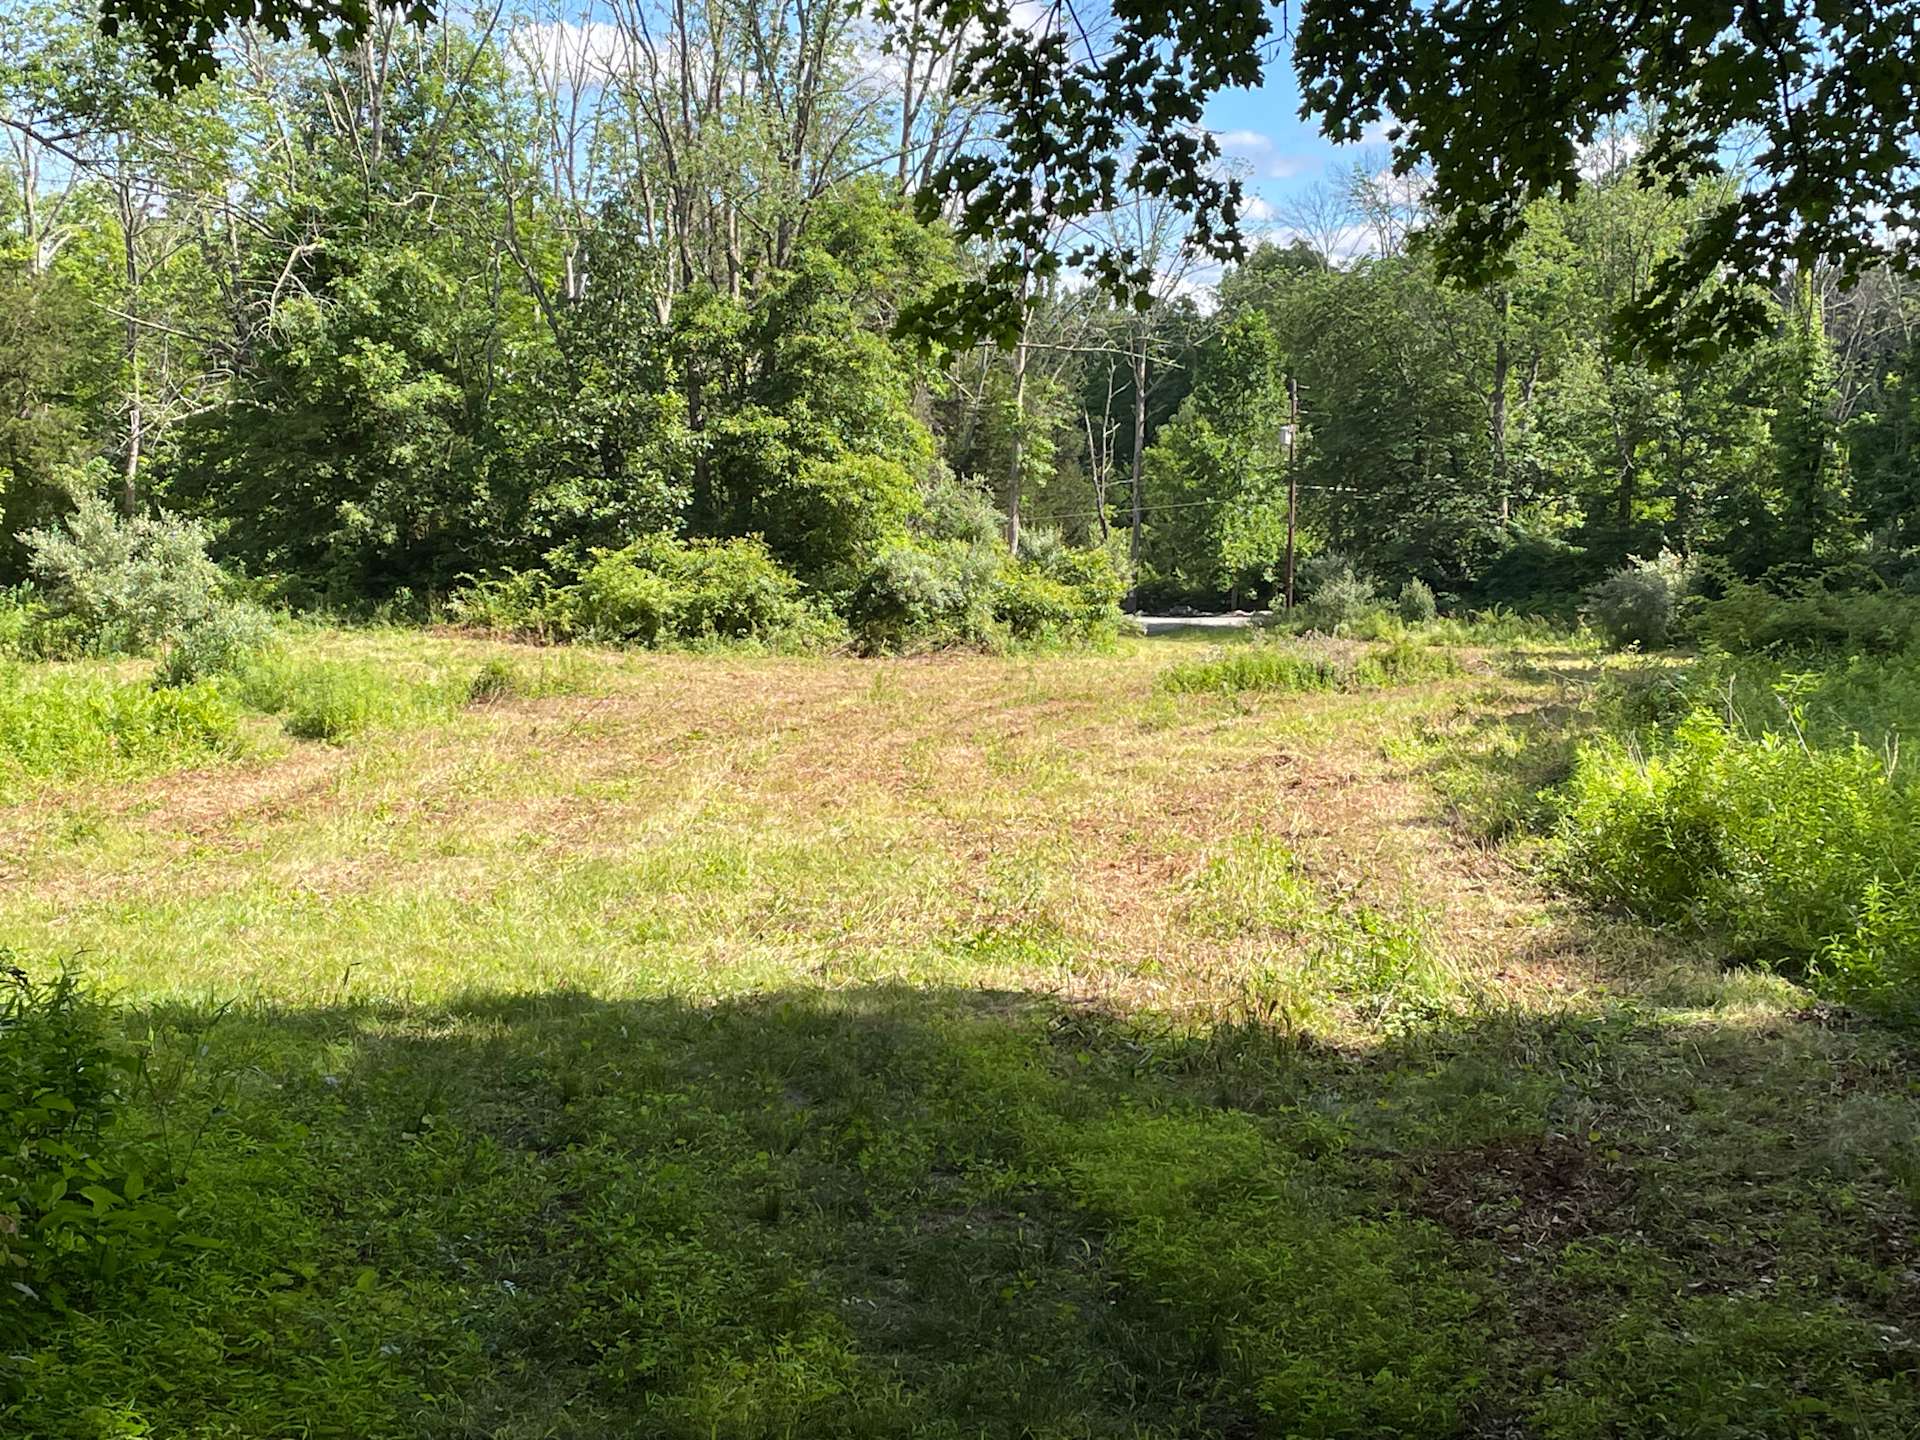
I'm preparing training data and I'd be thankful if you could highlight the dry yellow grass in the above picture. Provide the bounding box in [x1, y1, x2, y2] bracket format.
[0, 630, 1635, 1029]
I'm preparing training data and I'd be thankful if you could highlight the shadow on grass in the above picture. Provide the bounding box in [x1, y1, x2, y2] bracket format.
[8, 980, 1918, 1439]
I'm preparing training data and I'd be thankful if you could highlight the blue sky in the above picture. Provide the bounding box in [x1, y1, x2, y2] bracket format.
[1200, 44, 1392, 226]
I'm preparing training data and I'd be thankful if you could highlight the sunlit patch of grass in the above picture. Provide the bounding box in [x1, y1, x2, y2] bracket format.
[1185, 832, 1455, 1027]
[0, 663, 244, 781]
[1161, 637, 1464, 697]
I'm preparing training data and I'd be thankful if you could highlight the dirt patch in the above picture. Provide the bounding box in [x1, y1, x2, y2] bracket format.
[1405, 1134, 1634, 1250]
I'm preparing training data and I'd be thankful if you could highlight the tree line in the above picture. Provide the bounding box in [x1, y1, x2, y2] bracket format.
[0, 1, 1915, 619]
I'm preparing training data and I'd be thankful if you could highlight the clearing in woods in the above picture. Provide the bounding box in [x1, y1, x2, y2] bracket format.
[5, 628, 1916, 1437]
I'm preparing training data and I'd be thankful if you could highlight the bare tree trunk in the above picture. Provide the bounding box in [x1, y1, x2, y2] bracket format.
[118, 178, 141, 516]
[1005, 326, 1029, 552]
[1128, 337, 1148, 573]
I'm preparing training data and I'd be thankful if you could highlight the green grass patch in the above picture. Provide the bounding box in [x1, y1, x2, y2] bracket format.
[1556, 708, 1920, 1019]
[0, 664, 241, 780]
[1162, 639, 1463, 696]
[1187, 833, 1452, 1025]
[228, 650, 465, 743]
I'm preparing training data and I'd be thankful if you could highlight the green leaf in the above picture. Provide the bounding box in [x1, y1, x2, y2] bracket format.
[80, 1184, 119, 1213]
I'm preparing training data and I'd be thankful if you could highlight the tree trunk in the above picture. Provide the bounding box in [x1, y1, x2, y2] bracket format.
[1005, 330, 1029, 552]
[1490, 290, 1512, 525]
[1128, 338, 1148, 575]
[119, 178, 141, 516]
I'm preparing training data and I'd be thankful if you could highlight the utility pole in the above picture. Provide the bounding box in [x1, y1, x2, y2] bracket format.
[1283, 376, 1299, 610]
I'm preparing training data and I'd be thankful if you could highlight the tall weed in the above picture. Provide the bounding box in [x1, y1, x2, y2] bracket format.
[1162, 639, 1461, 696]
[1556, 709, 1920, 1018]
[0, 963, 182, 1314]
[0, 667, 241, 780]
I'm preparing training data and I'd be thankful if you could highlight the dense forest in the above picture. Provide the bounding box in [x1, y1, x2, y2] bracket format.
[3, 0, 1915, 628]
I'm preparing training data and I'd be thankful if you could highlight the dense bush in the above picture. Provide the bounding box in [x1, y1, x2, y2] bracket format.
[156, 603, 277, 687]
[447, 477, 1119, 655]
[1584, 551, 1691, 650]
[987, 563, 1083, 641]
[1473, 531, 1597, 614]
[1556, 708, 1920, 1019]
[1297, 555, 1380, 633]
[1396, 578, 1439, 623]
[1692, 578, 1920, 657]
[847, 539, 996, 650]
[20, 493, 224, 655]
[0, 963, 180, 1315]
[450, 536, 844, 651]
[17, 493, 273, 681]
[569, 536, 826, 646]
[996, 539, 1125, 643]
[848, 531, 1122, 653]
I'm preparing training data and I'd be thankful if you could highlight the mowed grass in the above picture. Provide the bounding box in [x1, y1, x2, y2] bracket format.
[3, 628, 1917, 1438]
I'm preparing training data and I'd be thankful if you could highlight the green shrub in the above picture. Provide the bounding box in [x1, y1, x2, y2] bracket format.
[444, 569, 559, 639]
[1640, 650, 1920, 762]
[1584, 551, 1690, 650]
[0, 587, 29, 657]
[466, 657, 524, 706]
[1396, 578, 1439, 623]
[989, 562, 1081, 640]
[1555, 708, 1920, 1016]
[1693, 578, 1920, 657]
[569, 552, 681, 645]
[919, 466, 1006, 549]
[1340, 609, 1412, 643]
[0, 962, 182, 1315]
[449, 538, 839, 651]
[1298, 554, 1380, 633]
[563, 535, 841, 650]
[21, 494, 224, 656]
[18, 494, 273, 683]
[280, 668, 381, 742]
[1043, 543, 1128, 619]
[849, 540, 998, 651]
[155, 603, 277, 687]
[0, 668, 241, 779]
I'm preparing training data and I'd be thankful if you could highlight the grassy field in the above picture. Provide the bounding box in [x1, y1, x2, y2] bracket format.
[4, 627, 1917, 1438]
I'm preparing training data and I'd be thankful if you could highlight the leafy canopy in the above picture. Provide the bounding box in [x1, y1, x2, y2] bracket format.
[98, 0, 1920, 360]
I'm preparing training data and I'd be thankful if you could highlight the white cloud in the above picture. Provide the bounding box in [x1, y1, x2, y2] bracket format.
[1241, 194, 1278, 224]
[1214, 128, 1311, 180]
